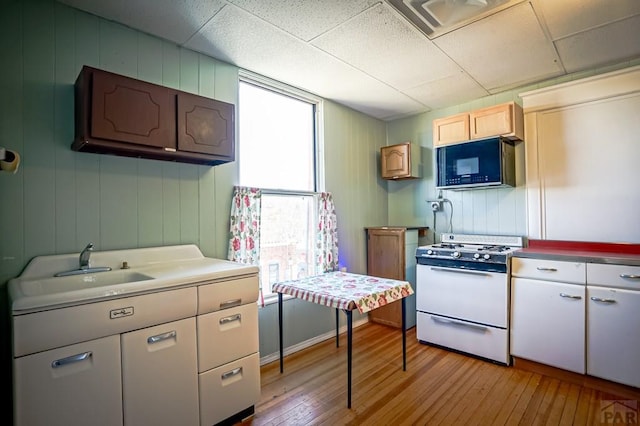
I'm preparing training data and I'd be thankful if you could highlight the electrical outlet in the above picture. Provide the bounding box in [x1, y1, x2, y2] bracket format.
[430, 201, 442, 211]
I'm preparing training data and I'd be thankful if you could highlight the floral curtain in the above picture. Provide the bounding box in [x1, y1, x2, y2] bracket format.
[227, 186, 262, 265]
[316, 192, 339, 273]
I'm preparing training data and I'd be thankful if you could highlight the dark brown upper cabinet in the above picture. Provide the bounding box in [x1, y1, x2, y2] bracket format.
[72, 66, 235, 166]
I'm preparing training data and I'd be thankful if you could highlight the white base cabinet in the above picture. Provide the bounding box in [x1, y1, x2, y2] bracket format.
[13, 335, 123, 426]
[586, 264, 640, 388]
[122, 317, 199, 426]
[511, 277, 585, 373]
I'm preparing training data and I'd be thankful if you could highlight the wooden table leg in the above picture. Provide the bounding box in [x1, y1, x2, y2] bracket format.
[278, 292, 283, 373]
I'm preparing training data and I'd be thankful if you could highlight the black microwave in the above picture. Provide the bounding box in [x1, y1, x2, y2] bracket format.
[436, 137, 515, 190]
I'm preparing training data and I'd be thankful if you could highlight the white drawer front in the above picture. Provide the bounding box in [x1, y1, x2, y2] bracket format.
[587, 263, 640, 290]
[13, 287, 197, 357]
[416, 312, 509, 364]
[511, 257, 586, 284]
[197, 276, 259, 314]
[197, 302, 259, 372]
[198, 352, 260, 426]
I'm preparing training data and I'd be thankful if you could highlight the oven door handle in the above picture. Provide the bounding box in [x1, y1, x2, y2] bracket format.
[431, 316, 488, 332]
[429, 267, 492, 277]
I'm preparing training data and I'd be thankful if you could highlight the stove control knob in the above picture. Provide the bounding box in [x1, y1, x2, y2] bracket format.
[427, 249, 434, 255]
[473, 253, 480, 259]
[452, 251, 461, 258]
[483, 254, 491, 260]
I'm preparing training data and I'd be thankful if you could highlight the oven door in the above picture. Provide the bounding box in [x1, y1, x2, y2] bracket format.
[416, 263, 508, 328]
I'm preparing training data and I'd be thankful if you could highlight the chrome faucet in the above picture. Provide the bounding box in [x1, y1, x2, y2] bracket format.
[54, 242, 112, 277]
[79, 242, 94, 269]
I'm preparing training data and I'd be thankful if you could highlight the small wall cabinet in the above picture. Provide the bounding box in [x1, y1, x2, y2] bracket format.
[433, 101, 523, 146]
[380, 142, 421, 180]
[73, 66, 235, 166]
[365, 226, 427, 329]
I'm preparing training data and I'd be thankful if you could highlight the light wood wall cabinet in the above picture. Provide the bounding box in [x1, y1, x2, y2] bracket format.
[380, 142, 421, 180]
[365, 226, 427, 329]
[433, 101, 524, 146]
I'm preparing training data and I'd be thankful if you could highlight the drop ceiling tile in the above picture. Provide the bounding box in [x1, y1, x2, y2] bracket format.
[537, 0, 640, 40]
[434, 2, 563, 91]
[405, 72, 490, 109]
[555, 15, 640, 73]
[59, 0, 225, 44]
[312, 3, 462, 91]
[227, 0, 380, 42]
[185, 4, 424, 121]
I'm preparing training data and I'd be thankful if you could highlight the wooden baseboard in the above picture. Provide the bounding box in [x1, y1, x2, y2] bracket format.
[512, 357, 640, 400]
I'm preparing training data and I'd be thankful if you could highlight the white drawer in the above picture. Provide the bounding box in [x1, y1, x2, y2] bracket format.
[198, 352, 260, 426]
[13, 287, 197, 357]
[197, 302, 259, 372]
[587, 263, 640, 290]
[197, 276, 259, 314]
[511, 257, 586, 284]
[416, 312, 509, 364]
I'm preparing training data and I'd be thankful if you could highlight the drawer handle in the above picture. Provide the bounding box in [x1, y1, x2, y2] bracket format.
[620, 274, 640, 279]
[536, 267, 558, 272]
[590, 296, 616, 304]
[52, 351, 92, 368]
[147, 330, 176, 344]
[559, 293, 582, 300]
[221, 367, 242, 380]
[220, 314, 241, 324]
[432, 316, 488, 332]
[220, 299, 242, 309]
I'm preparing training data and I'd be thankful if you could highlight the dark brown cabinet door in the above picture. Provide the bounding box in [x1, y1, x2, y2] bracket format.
[366, 228, 405, 328]
[177, 92, 234, 159]
[91, 69, 175, 149]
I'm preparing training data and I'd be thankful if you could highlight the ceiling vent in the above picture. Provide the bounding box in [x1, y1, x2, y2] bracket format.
[385, 0, 524, 38]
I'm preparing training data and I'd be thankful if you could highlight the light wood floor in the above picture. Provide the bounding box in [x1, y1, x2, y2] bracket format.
[239, 322, 639, 426]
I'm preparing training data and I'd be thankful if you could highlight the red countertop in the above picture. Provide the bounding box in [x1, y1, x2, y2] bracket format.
[516, 239, 640, 266]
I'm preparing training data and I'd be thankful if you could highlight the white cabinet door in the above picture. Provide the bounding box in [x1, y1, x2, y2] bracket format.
[511, 277, 586, 373]
[14, 335, 123, 426]
[121, 317, 199, 426]
[587, 286, 640, 388]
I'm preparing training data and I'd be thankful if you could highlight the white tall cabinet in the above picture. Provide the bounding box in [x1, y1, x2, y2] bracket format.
[520, 65, 640, 243]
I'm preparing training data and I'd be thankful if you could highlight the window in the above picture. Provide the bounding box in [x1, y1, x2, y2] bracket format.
[238, 73, 323, 302]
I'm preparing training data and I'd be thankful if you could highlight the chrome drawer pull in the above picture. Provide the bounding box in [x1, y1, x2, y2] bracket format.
[220, 314, 241, 324]
[620, 274, 640, 279]
[590, 297, 616, 304]
[559, 293, 582, 300]
[536, 267, 557, 272]
[432, 316, 487, 332]
[147, 330, 176, 344]
[220, 299, 242, 309]
[221, 367, 242, 380]
[52, 351, 92, 368]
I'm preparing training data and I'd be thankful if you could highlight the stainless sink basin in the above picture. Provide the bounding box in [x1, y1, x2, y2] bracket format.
[18, 271, 154, 297]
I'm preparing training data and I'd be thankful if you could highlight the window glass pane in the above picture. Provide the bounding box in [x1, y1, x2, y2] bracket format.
[259, 194, 316, 298]
[239, 82, 315, 192]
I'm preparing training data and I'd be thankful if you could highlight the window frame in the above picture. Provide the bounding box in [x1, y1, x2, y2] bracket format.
[238, 70, 325, 306]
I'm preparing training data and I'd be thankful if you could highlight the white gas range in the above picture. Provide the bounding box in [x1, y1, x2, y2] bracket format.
[415, 233, 524, 365]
